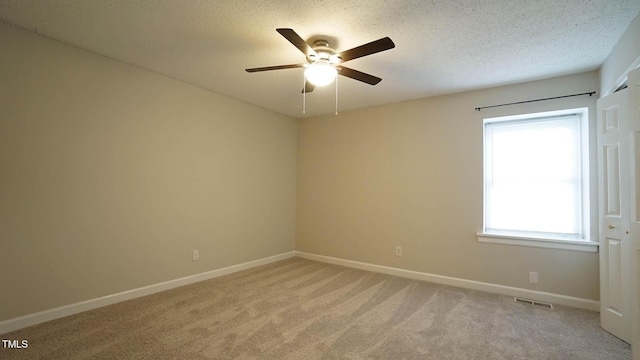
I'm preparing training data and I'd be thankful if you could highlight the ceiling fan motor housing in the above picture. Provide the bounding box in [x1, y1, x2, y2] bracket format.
[307, 40, 341, 64]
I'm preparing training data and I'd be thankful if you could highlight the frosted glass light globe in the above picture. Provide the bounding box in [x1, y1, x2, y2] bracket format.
[305, 63, 337, 86]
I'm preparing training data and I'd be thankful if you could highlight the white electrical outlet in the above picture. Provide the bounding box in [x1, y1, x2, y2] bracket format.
[192, 250, 199, 261]
[528, 272, 538, 284]
[395, 246, 402, 257]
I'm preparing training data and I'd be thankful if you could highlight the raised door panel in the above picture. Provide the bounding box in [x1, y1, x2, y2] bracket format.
[604, 144, 621, 217]
[604, 106, 619, 133]
[606, 238, 622, 316]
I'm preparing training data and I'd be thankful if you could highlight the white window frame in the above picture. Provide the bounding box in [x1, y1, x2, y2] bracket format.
[477, 107, 598, 252]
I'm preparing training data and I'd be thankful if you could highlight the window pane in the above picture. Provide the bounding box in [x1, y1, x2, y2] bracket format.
[485, 115, 582, 237]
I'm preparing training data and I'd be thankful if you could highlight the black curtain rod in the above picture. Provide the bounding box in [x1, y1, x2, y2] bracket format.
[474, 91, 597, 111]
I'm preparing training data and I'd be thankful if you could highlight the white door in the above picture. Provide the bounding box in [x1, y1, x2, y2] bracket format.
[627, 68, 640, 360]
[598, 87, 632, 343]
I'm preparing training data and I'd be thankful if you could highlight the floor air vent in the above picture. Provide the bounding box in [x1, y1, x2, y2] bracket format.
[514, 297, 553, 309]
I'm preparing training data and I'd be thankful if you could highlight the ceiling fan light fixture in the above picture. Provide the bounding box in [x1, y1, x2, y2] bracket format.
[305, 62, 337, 86]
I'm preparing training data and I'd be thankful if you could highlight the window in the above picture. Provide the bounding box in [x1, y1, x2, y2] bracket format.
[478, 108, 596, 252]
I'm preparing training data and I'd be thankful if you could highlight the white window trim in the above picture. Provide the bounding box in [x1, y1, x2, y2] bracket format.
[477, 232, 598, 252]
[478, 107, 598, 253]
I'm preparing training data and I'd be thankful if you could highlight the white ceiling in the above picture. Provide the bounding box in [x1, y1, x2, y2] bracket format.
[1, 0, 639, 118]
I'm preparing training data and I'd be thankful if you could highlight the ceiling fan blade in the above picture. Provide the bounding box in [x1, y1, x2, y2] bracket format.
[245, 64, 305, 72]
[301, 81, 315, 93]
[338, 37, 395, 63]
[338, 66, 382, 85]
[276, 28, 317, 57]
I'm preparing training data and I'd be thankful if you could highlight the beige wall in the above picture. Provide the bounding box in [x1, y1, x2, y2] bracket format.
[0, 23, 297, 321]
[297, 71, 600, 301]
[600, 11, 640, 95]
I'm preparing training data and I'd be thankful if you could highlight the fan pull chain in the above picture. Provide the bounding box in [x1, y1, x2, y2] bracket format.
[302, 73, 306, 114]
[335, 74, 339, 115]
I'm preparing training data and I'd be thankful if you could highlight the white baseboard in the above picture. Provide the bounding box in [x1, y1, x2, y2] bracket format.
[295, 251, 600, 312]
[0, 251, 296, 335]
[2, 250, 599, 335]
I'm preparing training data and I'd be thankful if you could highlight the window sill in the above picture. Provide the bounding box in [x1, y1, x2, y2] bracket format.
[477, 233, 599, 253]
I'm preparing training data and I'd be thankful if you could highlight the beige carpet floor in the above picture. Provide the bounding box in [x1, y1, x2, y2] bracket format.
[0, 257, 631, 359]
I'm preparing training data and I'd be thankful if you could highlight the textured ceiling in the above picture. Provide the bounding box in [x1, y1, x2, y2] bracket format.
[1, 0, 639, 118]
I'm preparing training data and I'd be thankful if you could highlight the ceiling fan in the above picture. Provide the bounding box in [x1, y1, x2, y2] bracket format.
[246, 28, 395, 92]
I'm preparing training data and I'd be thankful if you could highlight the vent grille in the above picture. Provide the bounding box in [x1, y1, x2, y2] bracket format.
[514, 297, 553, 309]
